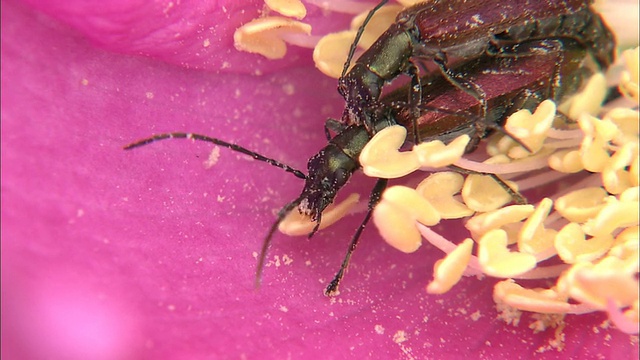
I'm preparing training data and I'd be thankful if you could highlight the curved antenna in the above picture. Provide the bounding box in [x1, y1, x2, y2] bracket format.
[255, 196, 305, 288]
[124, 132, 307, 180]
[340, 0, 390, 78]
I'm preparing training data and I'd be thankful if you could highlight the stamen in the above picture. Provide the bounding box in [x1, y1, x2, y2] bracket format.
[415, 172, 474, 219]
[265, 0, 307, 20]
[478, 230, 537, 278]
[360, 125, 421, 178]
[426, 238, 474, 294]
[234, 17, 312, 59]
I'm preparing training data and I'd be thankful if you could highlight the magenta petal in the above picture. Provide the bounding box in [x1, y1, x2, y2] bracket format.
[2, 1, 638, 358]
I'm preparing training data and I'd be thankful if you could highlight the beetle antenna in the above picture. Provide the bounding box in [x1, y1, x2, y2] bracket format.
[255, 196, 304, 288]
[124, 132, 307, 180]
[340, 0, 389, 78]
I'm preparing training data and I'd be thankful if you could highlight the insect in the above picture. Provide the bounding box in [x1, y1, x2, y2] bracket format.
[125, 34, 599, 295]
[339, 0, 615, 140]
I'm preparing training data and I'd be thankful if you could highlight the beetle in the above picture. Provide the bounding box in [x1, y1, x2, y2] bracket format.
[125, 37, 596, 295]
[339, 0, 615, 141]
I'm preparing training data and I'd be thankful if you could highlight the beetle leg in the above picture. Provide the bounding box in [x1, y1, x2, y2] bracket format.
[434, 57, 488, 119]
[448, 165, 527, 205]
[325, 178, 388, 296]
[406, 60, 423, 144]
[324, 118, 347, 140]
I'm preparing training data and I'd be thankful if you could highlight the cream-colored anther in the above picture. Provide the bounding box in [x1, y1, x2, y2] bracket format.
[461, 156, 518, 212]
[619, 47, 639, 103]
[360, 125, 420, 178]
[478, 229, 537, 278]
[604, 108, 639, 145]
[630, 153, 639, 187]
[603, 142, 637, 194]
[465, 205, 534, 240]
[373, 186, 441, 253]
[494, 280, 571, 314]
[396, 0, 425, 6]
[609, 228, 639, 274]
[566, 73, 607, 120]
[548, 149, 585, 173]
[518, 198, 557, 257]
[313, 30, 356, 78]
[426, 238, 474, 294]
[265, 0, 307, 19]
[562, 260, 639, 309]
[504, 100, 556, 158]
[582, 197, 640, 238]
[620, 186, 639, 202]
[555, 222, 614, 264]
[415, 172, 474, 219]
[414, 135, 469, 168]
[234, 17, 311, 59]
[578, 114, 614, 173]
[350, 5, 403, 49]
[279, 193, 359, 235]
[554, 187, 608, 223]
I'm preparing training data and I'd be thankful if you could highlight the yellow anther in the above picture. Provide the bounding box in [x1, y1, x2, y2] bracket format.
[360, 125, 420, 178]
[234, 17, 311, 59]
[465, 205, 534, 240]
[427, 238, 474, 294]
[414, 135, 470, 168]
[555, 222, 614, 264]
[350, 5, 403, 49]
[504, 100, 556, 158]
[619, 47, 639, 103]
[373, 186, 441, 253]
[279, 193, 359, 235]
[582, 197, 640, 238]
[415, 172, 474, 219]
[478, 229, 537, 278]
[603, 108, 639, 145]
[462, 156, 518, 212]
[603, 142, 637, 194]
[548, 149, 585, 173]
[554, 187, 608, 223]
[494, 280, 571, 314]
[620, 186, 639, 202]
[562, 260, 639, 309]
[313, 30, 357, 78]
[518, 198, 557, 257]
[579, 114, 614, 173]
[265, 0, 307, 19]
[566, 73, 608, 120]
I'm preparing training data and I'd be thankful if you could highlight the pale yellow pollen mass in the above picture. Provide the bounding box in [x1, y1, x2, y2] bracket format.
[465, 205, 534, 241]
[234, 17, 311, 59]
[494, 280, 572, 314]
[518, 198, 557, 258]
[578, 114, 615, 173]
[427, 238, 474, 294]
[566, 73, 607, 119]
[604, 108, 639, 145]
[265, 0, 307, 20]
[415, 172, 474, 219]
[279, 193, 359, 235]
[554, 187, 608, 223]
[619, 47, 639, 103]
[414, 134, 470, 168]
[555, 222, 614, 264]
[372, 186, 441, 253]
[504, 100, 556, 158]
[582, 197, 640, 238]
[602, 142, 638, 194]
[548, 149, 585, 173]
[620, 186, 639, 202]
[461, 156, 518, 212]
[562, 260, 639, 309]
[478, 229, 537, 278]
[360, 125, 420, 178]
[313, 30, 357, 78]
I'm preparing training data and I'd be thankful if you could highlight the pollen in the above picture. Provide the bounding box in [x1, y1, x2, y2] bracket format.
[427, 238, 473, 294]
[360, 125, 421, 178]
[619, 47, 639, 103]
[265, 0, 307, 20]
[234, 17, 312, 59]
[415, 172, 474, 219]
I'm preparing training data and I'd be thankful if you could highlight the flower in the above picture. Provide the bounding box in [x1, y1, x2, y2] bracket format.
[2, 1, 638, 359]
